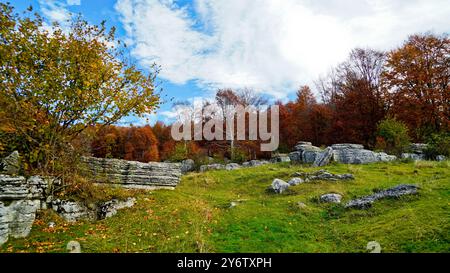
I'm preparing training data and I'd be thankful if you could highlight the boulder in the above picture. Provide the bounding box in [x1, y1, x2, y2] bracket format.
[331, 143, 391, 164]
[181, 159, 195, 173]
[313, 147, 333, 167]
[436, 155, 446, 162]
[409, 143, 428, 154]
[375, 152, 397, 162]
[289, 142, 322, 164]
[288, 177, 304, 186]
[1, 151, 20, 175]
[0, 199, 40, 245]
[320, 193, 342, 203]
[225, 163, 241, 171]
[345, 184, 419, 209]
[270, 179, 290, 194]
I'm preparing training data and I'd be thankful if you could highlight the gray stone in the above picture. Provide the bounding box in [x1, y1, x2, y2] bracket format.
[401, 153, 426, 161]
[331, 144, 364, 150]
[270, 154, 291, 163]
[296, 202, 307, 209]
[98, 197, 136, 220]
[0, 175, 29, 199]
[0, 200, 40, 245]
[436, 155, 446, 162]
[289, 142, 322, 164]
[270, 179, 290, 194]
[81, 157, 182, 190]
[320, 193, 342, 203]
[345, 184, 419, 209]
[288, 177, 304, 186]
[1, 151, 20, 175]
[200, 164, 226, 172]
[181, 159, 195, 173]
[375, 152, 397, 162]
[242, 160, 269, 167]
[295, 170, 354, 182]
[225, 163, 241, 171]
[52, 199, 95, 222]
[313, 147, 333, 167]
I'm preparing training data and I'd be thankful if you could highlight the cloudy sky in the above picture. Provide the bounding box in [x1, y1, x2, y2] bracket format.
[10, 0, 450, 124]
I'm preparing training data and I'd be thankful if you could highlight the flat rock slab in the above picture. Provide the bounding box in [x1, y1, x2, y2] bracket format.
[345, 184, 419, 209]
[294, 170, 354, 182]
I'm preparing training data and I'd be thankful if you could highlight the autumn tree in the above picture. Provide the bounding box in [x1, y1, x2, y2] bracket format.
[383, 33, 450, 141]
[318, 48, 388, 147]
[0, 4, 160, 174]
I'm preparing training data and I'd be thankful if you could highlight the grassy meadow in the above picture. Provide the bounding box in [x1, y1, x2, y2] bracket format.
[1, 160, 449, 253]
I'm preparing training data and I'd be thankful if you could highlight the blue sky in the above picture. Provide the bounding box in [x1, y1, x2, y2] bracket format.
[9, 0, 450, 125]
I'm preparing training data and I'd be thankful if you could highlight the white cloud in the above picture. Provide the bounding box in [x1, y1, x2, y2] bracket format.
[114, 0, 450, 98]
[67, 0, 81, 5]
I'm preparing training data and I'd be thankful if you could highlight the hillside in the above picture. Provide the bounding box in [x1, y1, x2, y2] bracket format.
[1, 160, 449, 253]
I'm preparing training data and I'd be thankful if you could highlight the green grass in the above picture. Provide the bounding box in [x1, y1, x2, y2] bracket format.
[1, 161, 449, 253]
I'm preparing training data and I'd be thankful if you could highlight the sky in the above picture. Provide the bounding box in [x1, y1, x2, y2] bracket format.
[9, 0, 450, 125]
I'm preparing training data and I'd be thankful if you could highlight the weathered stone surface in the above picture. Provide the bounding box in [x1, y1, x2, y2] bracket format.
[51, 200, 95, 222]
[331, 144, 364, 150]
[270, 154, 291, 163]
[375, 152, 397, 162]
[82, 157, 182, 190]
[313, 147, 333, 167]
[295, 170, 354, 182]
[181, 159, 195, 173]
[401, 153, 426, 161]
[320, 193, 342, 203]
[0, 200, 40, 244]
[296, 202, 307, 209]
[242, 160, 269, 167]
[345, 184, 419, 209]
[225, 163, 241, 171]
[289, 142, 322, 164]
[0, 175, 29, 199]
[67, 241, 81, 253]
[288, 177, 304, 186]
[200, 163, 226, 172]
[332, 146, 377, 164]
[270, 179, 290, 194]
[436, 155, 446, 162]
[1, 151, 20, 175]
[98, 197, 136, 220]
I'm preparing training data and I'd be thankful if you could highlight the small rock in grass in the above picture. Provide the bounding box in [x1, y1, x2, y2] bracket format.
[288, 177, 304, 186]
[320, 193, 342, 203]
[271, 179, 290, 194]
[296, 202, 307, 209]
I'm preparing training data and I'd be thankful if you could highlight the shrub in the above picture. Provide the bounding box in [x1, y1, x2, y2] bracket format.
[425, 132, 450, 158]
[376, 118, 411, 155]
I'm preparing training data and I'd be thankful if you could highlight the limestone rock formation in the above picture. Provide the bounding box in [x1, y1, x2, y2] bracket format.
[242, 160, 270, 167]
[81, 157, 182, 190]
[289, 142, 322, 164]
[313, 147, 333, 167]
[332, 144, 397, 164]
[51, 199, 96, 222]
[200, 163, 226, 172]
[345, 184, 419, 209]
